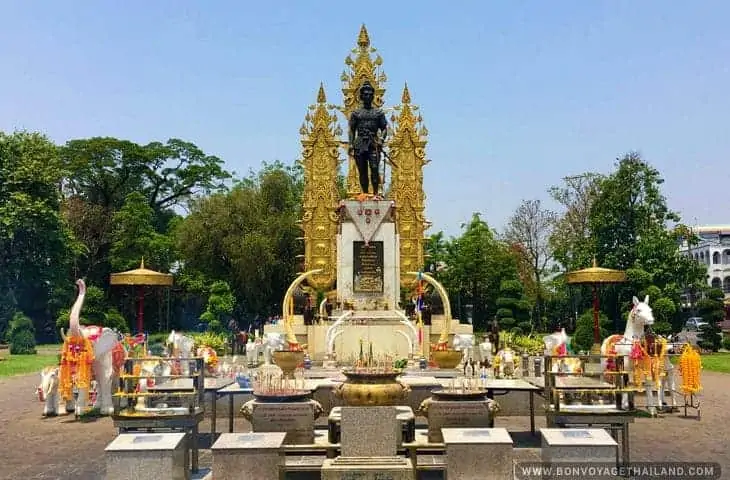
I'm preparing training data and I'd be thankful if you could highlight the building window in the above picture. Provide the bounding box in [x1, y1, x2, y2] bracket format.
[724, 249, 730, 264]
[711, 277, 722, 289]
[713, 252, 721, 264]
[724, 277, 730, 294]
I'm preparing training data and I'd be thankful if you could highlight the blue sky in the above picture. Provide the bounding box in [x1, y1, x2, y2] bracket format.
[2, 1, 728, 237]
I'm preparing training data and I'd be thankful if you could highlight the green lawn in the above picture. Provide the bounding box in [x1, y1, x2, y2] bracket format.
[0, 352, 59, 377]
[699, 353, 730, 374]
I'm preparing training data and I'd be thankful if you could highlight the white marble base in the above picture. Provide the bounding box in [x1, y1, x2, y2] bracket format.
[541, 428, 617, 463]
[337, 200, 400, 310]
[442, 428, 513, 480]
[105, 433, 189, 480]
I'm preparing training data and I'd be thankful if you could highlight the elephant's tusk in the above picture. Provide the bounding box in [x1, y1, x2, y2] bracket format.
[59, 328, 67, 342]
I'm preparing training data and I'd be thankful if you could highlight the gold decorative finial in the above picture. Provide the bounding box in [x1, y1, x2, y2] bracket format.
[402, 82, 411, 104]
[140, 257, 145, 269]
[357, 24, 370, 48]
[317, 82, 327, 103]
[592, 257, 598, 268]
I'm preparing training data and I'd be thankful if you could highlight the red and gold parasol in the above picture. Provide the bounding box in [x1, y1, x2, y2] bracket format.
[109, 259, 173, 334]
[566, 258, 626, 348]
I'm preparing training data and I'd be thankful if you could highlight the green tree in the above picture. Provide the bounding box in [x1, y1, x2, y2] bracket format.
[587, 154, 705, 331]
[176, 161, 302, 317]
[697, 288, 724, 352]
[59, 137, 230, 288]
[110, 192, 174, 272]
[495, 279, 532, 333]
[200, 281, 236, 333]
[0, 131, 80, 338]
[439, 213, 519, 331]
[548, 173, 603, 271]
[503, 199, 557, 327]
[6, 311, 36, 354]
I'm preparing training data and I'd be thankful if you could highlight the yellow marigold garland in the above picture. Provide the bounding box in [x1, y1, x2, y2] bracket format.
[59, 336, 95, 401]
[678, 343, 702, 395]
[630, 337, 667, 389]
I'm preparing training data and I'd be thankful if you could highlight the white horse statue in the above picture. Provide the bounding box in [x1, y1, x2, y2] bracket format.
[600, 295, 675, 416]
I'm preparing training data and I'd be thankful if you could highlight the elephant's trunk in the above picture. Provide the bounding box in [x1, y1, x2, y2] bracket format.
[68, 279, 86, 338]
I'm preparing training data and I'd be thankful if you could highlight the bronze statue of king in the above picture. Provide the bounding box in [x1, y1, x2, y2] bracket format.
[348, 81, 388, 196]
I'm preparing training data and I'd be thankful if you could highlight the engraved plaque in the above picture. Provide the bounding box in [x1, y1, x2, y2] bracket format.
[353, 241, 384, 293]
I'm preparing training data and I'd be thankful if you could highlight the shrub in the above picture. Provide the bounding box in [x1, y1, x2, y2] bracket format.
[103, 308, 130, 333]
[7, 312, 36, 354]
[722, 335, 730, 352]
[571, 309, 611, 353]
[191, 331, 228, 354]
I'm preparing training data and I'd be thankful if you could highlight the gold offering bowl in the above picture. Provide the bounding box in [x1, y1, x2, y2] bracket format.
[334, 370, 410, 406]
[272, 350, 305, 377]
[432, 350, 463, 369]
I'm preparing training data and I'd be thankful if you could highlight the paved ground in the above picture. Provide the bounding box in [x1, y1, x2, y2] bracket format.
[0, 371, 727, 480]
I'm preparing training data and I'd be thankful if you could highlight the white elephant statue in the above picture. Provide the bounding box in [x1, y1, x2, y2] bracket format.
[262, 332, 286, 365]
[59, 279, 126, 416]
[39, 366, 60, 416]
[166, 330, 195, 375]
[452, 334, 474, 363]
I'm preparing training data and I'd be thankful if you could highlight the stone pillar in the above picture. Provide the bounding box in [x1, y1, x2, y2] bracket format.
[211, 432, 285, 480]
[105, 432, 189, 480]
[321, 407, 414, 480]
[443, 428, 513, 480]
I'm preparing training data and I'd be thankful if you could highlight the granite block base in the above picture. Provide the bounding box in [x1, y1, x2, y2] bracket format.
[211, 432, 286, 480]
[442, 428, 513, 480]
[105, 433, 189, 480]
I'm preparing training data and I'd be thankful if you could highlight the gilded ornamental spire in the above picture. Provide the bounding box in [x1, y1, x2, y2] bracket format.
[299, 82, 342, 289]
[389, 82, 430, 285]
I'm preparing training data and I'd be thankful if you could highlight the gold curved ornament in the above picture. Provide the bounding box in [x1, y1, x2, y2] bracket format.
[282, 269, 323, 346]
[407, 271, 451, 345]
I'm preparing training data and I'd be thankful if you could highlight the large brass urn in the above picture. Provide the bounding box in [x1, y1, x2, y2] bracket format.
[334, 370, 410, 406]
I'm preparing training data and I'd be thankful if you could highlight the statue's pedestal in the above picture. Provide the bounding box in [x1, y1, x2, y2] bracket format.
[321, 407, 414, 480]
[337, 199, 399, 311]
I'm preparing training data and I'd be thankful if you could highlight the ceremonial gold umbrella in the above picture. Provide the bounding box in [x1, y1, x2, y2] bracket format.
[566, 258, 627, 347]
[109, 259, 173, 334]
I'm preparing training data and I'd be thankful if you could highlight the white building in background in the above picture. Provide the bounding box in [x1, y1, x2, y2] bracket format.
[678, 225, 730, 298]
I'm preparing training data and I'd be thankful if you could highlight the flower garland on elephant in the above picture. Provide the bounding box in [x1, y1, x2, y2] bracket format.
[59, 335, 95, 401]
